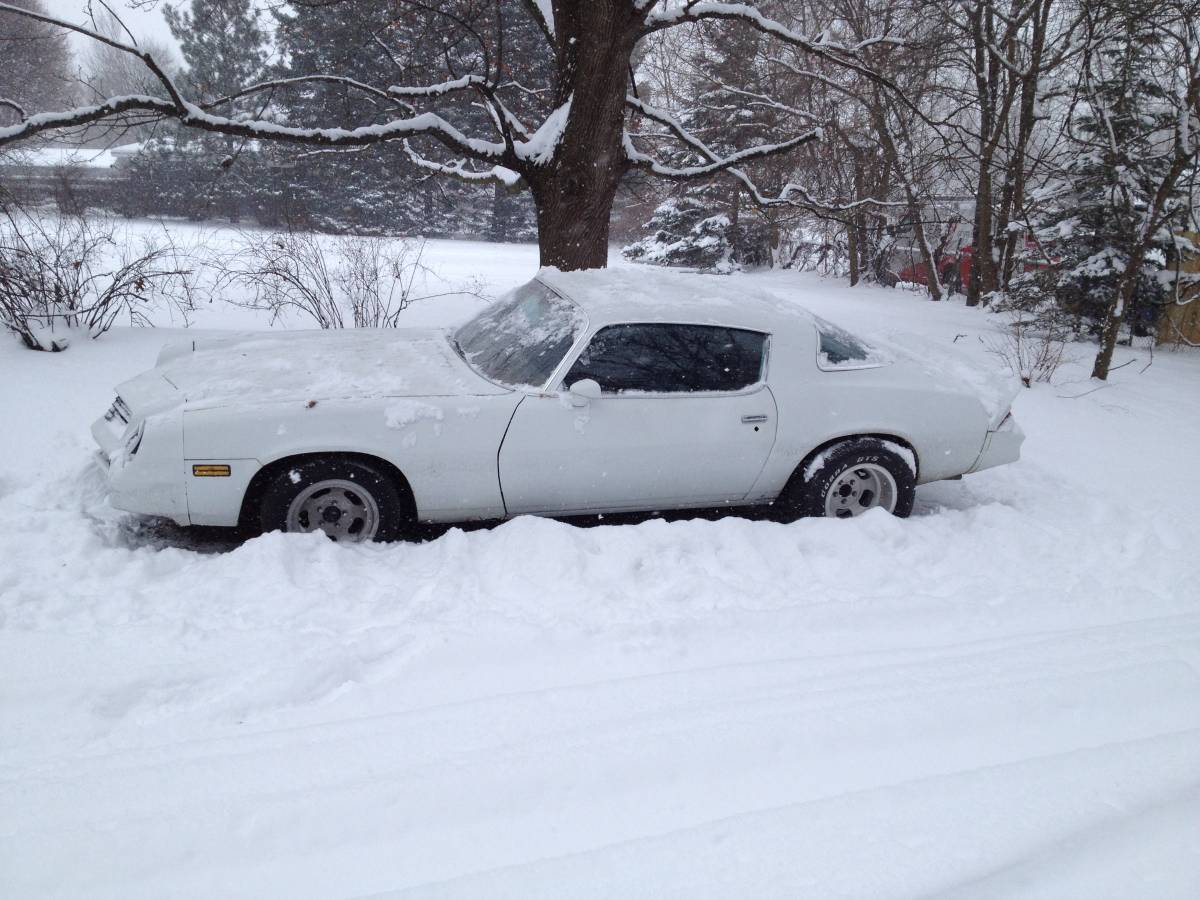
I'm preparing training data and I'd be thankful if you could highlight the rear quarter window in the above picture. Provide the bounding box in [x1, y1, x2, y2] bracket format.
[815, 318, 887, 371]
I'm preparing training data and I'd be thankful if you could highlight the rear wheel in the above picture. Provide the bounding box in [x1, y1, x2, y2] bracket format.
[259, 457, 410, 543]
[778, 438, 916, 521]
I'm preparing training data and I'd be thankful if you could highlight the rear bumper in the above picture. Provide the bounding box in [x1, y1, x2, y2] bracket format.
[967, 414, 1024, 474]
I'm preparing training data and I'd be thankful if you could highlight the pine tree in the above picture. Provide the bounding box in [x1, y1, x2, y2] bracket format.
[164, 0, 266, 104]
[622, 196, 740, 272]
[626, 10, 788, 270]
[1028, 3, 1190, 337]
[267, 0, 447, 233]
[145, 0, 269, 221]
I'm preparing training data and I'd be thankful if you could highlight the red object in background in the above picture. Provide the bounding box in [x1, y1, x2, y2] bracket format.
[897, 240, 1052, 291]
[897, 254, 961, 288]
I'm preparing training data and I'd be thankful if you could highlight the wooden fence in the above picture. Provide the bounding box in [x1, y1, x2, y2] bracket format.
[1157, 232, 1200, 347]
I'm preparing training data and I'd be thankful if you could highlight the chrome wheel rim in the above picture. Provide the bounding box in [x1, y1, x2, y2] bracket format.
[285, 478, 380, 542]
[823, 463, 898, 519]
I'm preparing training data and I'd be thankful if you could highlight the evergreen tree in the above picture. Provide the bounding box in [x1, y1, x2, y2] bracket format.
[480, 2, 548, 242]
[268, 0, 455, 233]
[626, 10, 789, 270]
[269, 0, 540, 238]
[139, 0, 270, 221]
[164, 0, 266, 103]
[622, 196, 740, 272]
[1025, 3, 1190, 335]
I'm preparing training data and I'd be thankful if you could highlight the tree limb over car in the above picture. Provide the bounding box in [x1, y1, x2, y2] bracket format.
[0, 0, 902, 270]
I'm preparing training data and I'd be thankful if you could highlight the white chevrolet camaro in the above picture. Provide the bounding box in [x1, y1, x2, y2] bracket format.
[92, 268, 1023, 542]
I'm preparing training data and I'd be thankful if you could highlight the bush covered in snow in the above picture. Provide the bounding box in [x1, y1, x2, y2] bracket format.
[0, 206, 194, 351]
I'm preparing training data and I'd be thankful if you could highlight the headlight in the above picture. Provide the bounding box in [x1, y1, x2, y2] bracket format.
[125, 421, 145, 456]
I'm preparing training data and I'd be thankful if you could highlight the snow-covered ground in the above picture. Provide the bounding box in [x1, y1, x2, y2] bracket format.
[1, 229, 1198, 899]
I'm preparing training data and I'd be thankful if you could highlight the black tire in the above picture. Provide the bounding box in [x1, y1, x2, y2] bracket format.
[777, 437, 917, 521]
[259, 457, 412, 542]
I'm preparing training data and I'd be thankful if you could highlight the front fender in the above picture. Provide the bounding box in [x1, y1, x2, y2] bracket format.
[181, 395, 521, 524]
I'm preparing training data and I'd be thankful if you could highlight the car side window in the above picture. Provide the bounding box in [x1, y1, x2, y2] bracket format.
[565, 324, 767, 394]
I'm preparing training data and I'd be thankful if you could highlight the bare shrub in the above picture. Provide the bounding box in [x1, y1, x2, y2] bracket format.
[338, 236, 432, 328]
[0, 206, 194, 351]
[225, 231, 459, 328]
[984, 302, 1074, 387]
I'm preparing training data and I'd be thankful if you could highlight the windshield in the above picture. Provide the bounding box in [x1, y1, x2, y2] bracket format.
[454, 281, 585, 388]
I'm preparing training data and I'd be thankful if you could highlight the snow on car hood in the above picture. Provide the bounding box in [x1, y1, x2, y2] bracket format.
[131, 328, 508, 411]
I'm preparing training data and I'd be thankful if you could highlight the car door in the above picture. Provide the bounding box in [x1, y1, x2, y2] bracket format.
[498, 323, 778, 515]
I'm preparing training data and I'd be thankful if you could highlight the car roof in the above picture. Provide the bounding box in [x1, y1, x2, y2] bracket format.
[535, 267, 818, 334]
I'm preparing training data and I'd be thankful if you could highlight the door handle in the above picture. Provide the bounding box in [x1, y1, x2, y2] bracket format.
[741, 414, 769, 424]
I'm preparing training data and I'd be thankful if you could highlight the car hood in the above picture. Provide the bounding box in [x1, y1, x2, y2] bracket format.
[117, 328, 508, 413]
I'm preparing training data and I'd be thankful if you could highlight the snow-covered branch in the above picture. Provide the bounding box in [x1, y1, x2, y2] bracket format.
[642, 2, 915, 116]
[387, 74, 489, 98]
[624, 132, 819, 180]
[403, 141, 523, 188]
[626, 95, 889, 214]
[643, 2, 903, 54]
[0, 95, 176, 144]
[0, 1, 521, 165]
[0, 97, 27, 119]
[518, 0, 555, 44]
[205, 76, 402, 112]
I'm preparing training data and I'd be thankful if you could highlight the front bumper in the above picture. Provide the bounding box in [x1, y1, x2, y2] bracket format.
[91, 403, 190, 526]
[966, 413, 1024, 474]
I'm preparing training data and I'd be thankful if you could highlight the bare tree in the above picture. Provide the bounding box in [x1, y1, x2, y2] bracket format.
[82, 12, 178, 101]
[0, 0, 74, 128]
[0, 1, 905, 271]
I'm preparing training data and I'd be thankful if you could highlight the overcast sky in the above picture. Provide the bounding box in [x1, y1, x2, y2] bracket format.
[42, 0, 180, 60]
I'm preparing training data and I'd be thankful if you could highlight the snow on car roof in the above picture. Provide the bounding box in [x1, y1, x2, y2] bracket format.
[536, 267, 817, 333]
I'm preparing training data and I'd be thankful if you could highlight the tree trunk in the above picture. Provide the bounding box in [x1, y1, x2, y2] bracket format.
[847, 216, 860, 285]
[998, 0, 1051, 289]
[967, 160, 995, 306]
[871, 98, 942, 300]
[530, 173, 623, 269]
[527, 1, 639, 271]
[1091, 249, 1143, 379]
[728, 184, 741, 265]
[848, 156, 865, 285]
[965, 1, 1008, 307]
[490, 181, 509, 243]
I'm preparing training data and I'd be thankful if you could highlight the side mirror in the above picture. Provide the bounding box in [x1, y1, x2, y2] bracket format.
[567, 378, 603, 406]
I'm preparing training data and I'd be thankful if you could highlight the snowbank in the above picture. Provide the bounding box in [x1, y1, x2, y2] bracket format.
[1, 235, 1197, 899]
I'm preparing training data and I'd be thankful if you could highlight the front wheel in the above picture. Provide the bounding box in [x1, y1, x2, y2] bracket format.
[779, 438, 917, 520]
[259, 457, 411, 543]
